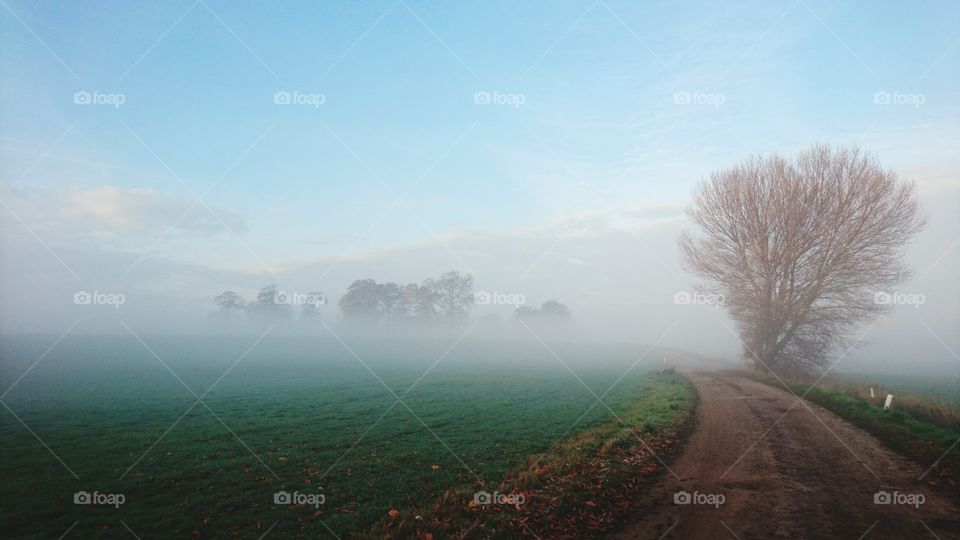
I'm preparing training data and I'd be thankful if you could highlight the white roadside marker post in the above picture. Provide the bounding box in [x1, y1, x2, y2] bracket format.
[883, 394, 894, 410]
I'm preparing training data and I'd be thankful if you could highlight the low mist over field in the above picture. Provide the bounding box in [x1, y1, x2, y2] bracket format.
[1, 2, 958, 376]
[2, 163, 958, 376]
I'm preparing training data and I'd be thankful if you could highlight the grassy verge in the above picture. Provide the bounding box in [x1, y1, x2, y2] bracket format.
[367, 372, 697, 539]
[744, 370, 959, 487]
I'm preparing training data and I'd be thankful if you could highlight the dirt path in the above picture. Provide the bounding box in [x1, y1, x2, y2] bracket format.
[611, 372, 959, 540]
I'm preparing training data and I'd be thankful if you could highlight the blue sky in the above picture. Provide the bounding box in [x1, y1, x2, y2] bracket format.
[3, 0, 957, 260]
[1, 1, 958, 370]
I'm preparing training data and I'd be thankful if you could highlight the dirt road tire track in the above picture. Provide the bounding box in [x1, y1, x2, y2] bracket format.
[611, 372, 959, 540]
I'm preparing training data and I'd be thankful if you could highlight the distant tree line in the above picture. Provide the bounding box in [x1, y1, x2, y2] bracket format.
[213, 284, 325, 322]
[213, 270, 572, 327]
[338, 271, 474, 325]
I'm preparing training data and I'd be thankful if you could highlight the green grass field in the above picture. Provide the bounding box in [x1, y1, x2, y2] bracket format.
[0, 335, 691, 538]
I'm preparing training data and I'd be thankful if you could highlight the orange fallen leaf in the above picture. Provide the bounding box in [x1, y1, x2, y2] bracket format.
[388, 508, 400, 518]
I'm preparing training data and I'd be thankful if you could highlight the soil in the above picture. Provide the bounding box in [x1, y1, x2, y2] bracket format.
[610, 372, 960, 540]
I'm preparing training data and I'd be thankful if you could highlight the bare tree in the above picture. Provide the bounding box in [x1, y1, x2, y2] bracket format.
[679, 145, 925, 376]
[339, 279, 385, 322]
[248, 284, 293, 321]
[423, 271, 474, 323]
[214, 291, 245, 312]
[213, 290, 246, 321]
